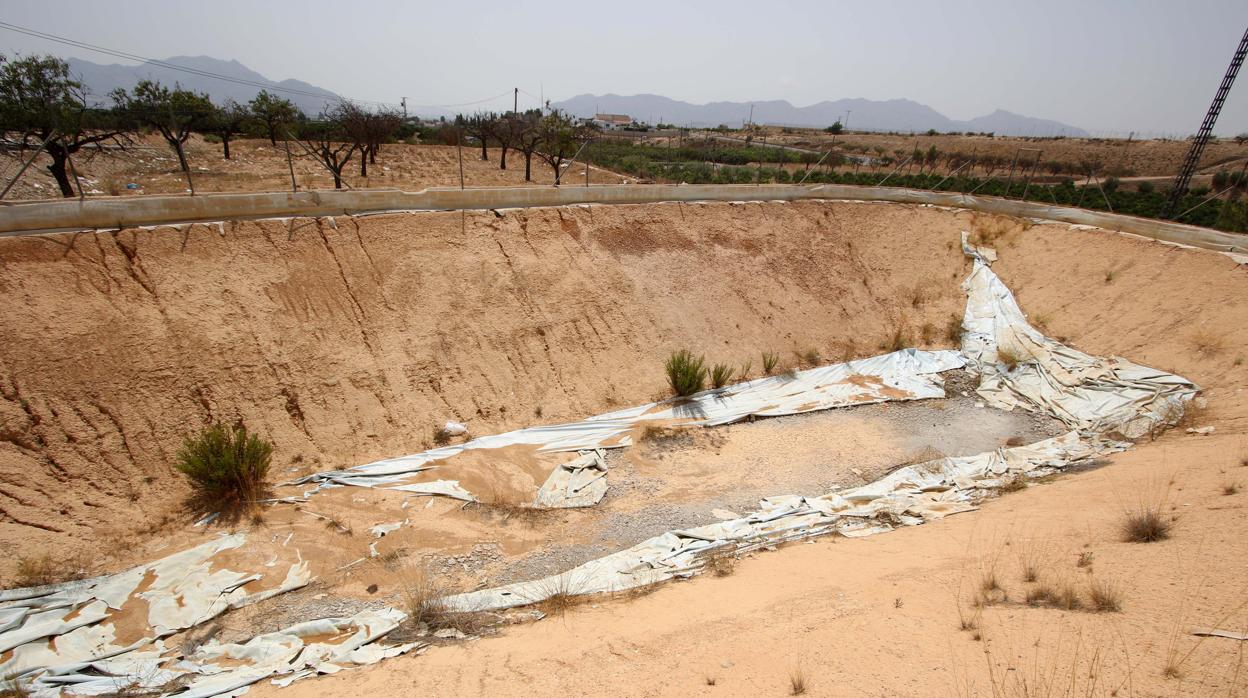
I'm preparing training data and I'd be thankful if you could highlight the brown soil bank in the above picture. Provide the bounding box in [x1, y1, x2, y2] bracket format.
[0, 200, 973, 564]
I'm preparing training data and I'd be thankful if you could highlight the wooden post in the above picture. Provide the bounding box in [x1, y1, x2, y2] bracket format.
[284, 137, 298, 191]
[0, 130, 58, 200]
[64, 141, 86, 201]
[457, 129, 465, 190]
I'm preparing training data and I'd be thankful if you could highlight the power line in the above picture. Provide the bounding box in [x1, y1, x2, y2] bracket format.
[0, 20, 527, 114]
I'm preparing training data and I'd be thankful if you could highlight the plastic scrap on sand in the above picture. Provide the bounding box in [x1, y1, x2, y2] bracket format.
[0, 232, 1198, 695]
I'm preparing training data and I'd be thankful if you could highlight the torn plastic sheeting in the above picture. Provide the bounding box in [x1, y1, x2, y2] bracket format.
[297, 348, 965, 494]
[27, 608, 421, 698]
[533, 450, 609, 508]
[959, 231, 1198, 437]
[0, 534, 311, 689]
[388, 479, 476, 502]
[442, 430, 1120, 613]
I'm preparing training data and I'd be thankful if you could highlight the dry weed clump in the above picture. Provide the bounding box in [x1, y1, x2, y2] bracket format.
[6, 553, 89, 589]
[702, 547, 737, 577]
[1120, 505, 1172, 543]
[996, 345, 1028, 371]
[394, 565, 490, 638]
[1087, 578, 1123, 612]
[794, 347, 821, 367]
[1190, 327, 1228, 356]
[528, 575, 592, 617]
[1025, 581, 1082, 610]
[788, 665, 808, 695]
[886, 324, 910, 352]
[1222, 481, 1241, 496]
[945, 313, 964, 344]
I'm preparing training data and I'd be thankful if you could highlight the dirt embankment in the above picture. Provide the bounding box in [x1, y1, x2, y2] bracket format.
[0, 200, 972, 567]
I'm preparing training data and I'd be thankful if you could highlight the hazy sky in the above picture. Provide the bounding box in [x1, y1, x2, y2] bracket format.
[4, 0, 1247, 136]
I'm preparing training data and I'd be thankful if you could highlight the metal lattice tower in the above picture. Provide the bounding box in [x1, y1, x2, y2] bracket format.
[1163, 26, 1248, 218]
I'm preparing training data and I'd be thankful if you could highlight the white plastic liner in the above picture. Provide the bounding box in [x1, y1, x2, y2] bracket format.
[534, 450, 608, 508]
[24, 608, 421, 697]
[297, 348, 966, 498]
[959, 232, 1197, 437]
[0, 535, 311, 694]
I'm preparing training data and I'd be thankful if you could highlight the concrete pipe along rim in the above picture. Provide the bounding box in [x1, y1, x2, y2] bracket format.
[1, 183, 1246, 256]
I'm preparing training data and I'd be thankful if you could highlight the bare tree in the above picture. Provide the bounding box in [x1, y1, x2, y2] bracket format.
[459, 112, 495, 161]
[512, 110, 543, 182]
[294, 103, 359, 189]
[496, 113, 519, 171]
[336, 101, 399, 177]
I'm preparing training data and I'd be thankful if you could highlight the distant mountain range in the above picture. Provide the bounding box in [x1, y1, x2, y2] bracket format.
[553, 93, 1089, 137]
[66, 55, 341, 116]
[61, 55, 1087, 136]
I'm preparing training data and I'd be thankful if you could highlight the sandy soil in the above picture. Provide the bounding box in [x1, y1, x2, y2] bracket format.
[0, 135, 628, 201]
[2, 199, 1247, 695]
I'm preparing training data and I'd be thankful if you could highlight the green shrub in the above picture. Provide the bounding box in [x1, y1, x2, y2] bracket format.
[665, 350, 707, 397]
[175, 422, 273, 510]
[1136, 181, 1154, 194]
[710, 363, 735, 389]
[762, 351, 780, 375]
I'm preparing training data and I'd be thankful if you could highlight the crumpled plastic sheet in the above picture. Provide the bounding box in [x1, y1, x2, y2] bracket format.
[534, 450, 608, 508]
[959, 231, 1198, 437]
[0, 534, 312, 696]
[24, 608, 423, 697]
[295, 348, 966, 499]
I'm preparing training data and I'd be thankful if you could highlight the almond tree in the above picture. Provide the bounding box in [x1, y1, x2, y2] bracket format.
[535, 109, 591, 185]
[249, 90, 300, 146]
[0, 53, 130, 197]
[204, 99, 250, 159]
[112, 80, 215, 174]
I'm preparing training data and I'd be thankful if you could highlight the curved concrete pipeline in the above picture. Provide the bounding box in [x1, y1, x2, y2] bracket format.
[1, 183, 1245, 254]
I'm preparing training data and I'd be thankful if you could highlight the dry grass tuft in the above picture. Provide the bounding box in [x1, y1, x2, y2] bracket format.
[887, 324, 910, 352]
[794, 347, 822, 367]
[1104, 269, 1116, 284]
[1120, 505, 1172, 543]
[393, 565, 491, 638]
[1026, 581, 1083, 610]
[1088, 578, 1123, 612]
[999, 476, 1027, 493]
[788, 666, 807, 695]
[1076, 551, 1095, 568]
[8, 554, 88, 589]
[705, 675, 717, 686]
[1190, 327, 1228, 356]
[702, 548, 737, 577]
[920, 321, 936, 345]
[1221, 481, 1240, 496]
[996, 345, 1028, 371]
[945, 313, 964, 344]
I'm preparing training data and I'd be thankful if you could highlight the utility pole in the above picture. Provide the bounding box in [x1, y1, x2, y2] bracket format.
[401, 97, 407, 119]
[513, 87, 518, 114]
[748, 103, 754, 129]
[1163, 25, 1248, 218]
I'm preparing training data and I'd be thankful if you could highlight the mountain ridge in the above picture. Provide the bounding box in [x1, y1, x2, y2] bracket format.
[553, 93, 1087, 137]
